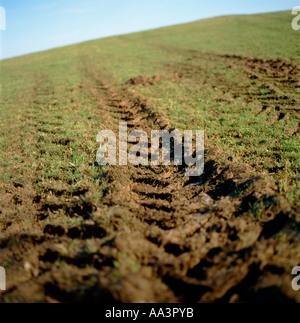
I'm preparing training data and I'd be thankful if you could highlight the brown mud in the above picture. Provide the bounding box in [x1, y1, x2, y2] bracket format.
[0, 53, 299, 303]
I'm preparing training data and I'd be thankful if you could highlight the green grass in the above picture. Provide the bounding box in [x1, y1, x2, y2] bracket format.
[0, 10, 299, 209]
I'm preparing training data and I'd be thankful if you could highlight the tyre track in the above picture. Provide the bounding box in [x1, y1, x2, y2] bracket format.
[81, 67, 299, 302]
[1, 60, 299, 303]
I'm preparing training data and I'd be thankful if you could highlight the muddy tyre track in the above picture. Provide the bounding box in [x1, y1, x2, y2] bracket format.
[83, 72, 300, 303]
[1, 64, 299, 303]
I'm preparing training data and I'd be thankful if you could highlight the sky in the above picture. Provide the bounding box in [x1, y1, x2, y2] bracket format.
[0, 0, 298, 59]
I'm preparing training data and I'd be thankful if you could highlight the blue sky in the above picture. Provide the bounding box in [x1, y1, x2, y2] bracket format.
[0, 0, 297, 59]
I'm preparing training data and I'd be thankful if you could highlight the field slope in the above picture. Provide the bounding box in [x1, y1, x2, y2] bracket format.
[0, 11, 299, 303]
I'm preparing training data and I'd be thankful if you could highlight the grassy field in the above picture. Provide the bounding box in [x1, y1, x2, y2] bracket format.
[0, 11, 299, 303]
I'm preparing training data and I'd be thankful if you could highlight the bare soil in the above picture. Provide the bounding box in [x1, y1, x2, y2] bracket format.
[0, 54, 299, 303]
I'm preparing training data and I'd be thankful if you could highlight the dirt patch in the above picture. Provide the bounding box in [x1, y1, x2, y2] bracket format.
[1, 64, 299, 303]
[223, 55, 300, 85]
[69, 76, 300, 302]
[126, 75, 162, 87]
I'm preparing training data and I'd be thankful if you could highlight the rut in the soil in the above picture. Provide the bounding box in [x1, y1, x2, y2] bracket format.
[168, 52, 300, 119]
[84, 76, 298, 303]
[1, 61, 299, 303]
